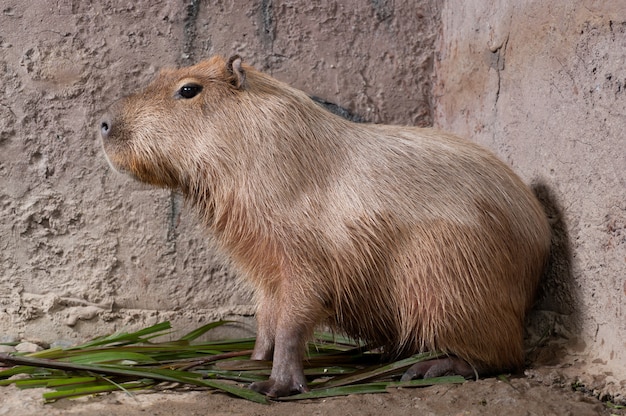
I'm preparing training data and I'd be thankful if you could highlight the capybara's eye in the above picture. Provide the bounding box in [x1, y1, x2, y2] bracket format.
[177, 83, 203, 99]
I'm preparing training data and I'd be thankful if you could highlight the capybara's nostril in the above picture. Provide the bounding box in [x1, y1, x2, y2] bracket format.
[100, 116, 111, 139]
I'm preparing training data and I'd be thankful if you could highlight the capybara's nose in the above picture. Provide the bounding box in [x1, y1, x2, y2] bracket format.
[100, 115, 112, 140]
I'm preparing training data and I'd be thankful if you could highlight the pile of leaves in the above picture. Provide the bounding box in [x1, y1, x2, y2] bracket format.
[0, 321, 464, 404]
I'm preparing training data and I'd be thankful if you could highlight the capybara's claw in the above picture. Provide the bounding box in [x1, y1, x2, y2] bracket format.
[401, 357, 476, 382]
[250, 378, 309, 398]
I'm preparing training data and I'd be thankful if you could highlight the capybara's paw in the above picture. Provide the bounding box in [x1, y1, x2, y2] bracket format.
[400, 357, 476, 382]
[250, 377, 309, 398]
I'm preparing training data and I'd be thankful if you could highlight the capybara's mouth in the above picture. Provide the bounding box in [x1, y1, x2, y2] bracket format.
[99, 112, 134, 176]
[100, 143, 129, 177]
[99, 120, 133, 177]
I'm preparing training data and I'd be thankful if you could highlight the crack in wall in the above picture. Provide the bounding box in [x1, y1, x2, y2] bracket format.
[492, 34, 509, 115]
[166, 191, 182, 247]
[165, 0, 202, 248]
[260, 0, 276, 70]
[182, 0, 201, 65]
[370, 0, 394, 22]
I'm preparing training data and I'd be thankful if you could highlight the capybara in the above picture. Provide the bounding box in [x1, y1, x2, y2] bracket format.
[100, 55, 552, 397]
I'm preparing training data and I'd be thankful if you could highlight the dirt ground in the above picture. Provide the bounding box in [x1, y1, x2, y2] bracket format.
[1, 367, 624, 416]
[1, 1, 624, 414]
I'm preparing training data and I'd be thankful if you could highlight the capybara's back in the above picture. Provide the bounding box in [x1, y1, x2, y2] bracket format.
[101, 55, 552, 397]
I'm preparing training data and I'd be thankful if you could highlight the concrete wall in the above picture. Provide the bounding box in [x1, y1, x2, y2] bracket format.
[435, 0, 626, 400]
[0, 0, 624, 400]
[0, 1, 439, 340]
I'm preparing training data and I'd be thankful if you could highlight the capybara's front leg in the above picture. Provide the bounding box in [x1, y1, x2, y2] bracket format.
[250, 293, 277, 361]
[249, 318, 310, 397]
[250, 288, 315, 397]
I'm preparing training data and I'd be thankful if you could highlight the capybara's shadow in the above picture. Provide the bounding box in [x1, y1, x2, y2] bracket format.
[526, 181, 580, 366]
[310, 96, 366, 123]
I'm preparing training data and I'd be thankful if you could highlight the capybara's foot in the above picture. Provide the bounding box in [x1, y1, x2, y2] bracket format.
[400, 356, 476, 382]
[250, 376, 309, 398]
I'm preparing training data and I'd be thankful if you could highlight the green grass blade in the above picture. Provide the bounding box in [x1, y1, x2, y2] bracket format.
[198, 370, 267, 383]
[304, 366, 356, 377]
[62, 351, 158, 365]
[215, 359, 272, 371]
[605, 401, 625, 410]
[0, 365, 42, 379]
[97, 365, 204, 383]
[42, 380, 153, 403]
[178, 320, 232, 342]
[312, 332, 362, 347]
[13, 378, 53, 389]
[215, 360, 353, 377]
[71, 321, 173, 349]
[387, 375, 466, 388]
[98, 366, 266, 403]
[278, 382, 390, 400]
[26, 347, 67, 360]
[44, 376, 99, 387]
[0, 321, 466, 405]
[280, 375, 466, 401]
[193, 338, 257, 351]
[318, 352, 444, 388]
[0, 354, 198, 384]
[191, 378, 268, 404]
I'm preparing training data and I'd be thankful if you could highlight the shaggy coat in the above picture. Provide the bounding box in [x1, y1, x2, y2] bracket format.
[101, 55, 552, 397]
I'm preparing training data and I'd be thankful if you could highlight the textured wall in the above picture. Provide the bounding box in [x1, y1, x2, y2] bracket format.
[0, 1, 439, 341]
[435, 0, 626, 399]
[1, 0, 624, 400]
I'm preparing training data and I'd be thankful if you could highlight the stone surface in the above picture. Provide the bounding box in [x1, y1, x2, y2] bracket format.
[435, 0, 626, 401]
[0, 374, 620, 416]
[14, 342, 42, 353]
[0, 345, 16, 353]
[0, 0, 624, 403]
[0, 1, 438, 345]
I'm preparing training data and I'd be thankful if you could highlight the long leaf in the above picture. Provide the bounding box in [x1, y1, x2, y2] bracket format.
[278, 382, 390, 400]
[43, 380, 153, 402]
[45, 376, 99, 387]
[63, 351, 158, 365]
[0, 354, 197, 383]
[179, 320, 232, 342]
[318, 352, 444, 388]
[186, 378, 268, 404]
[0, 365, 42, 379]
[0, 321, 465, 405]
[70, 322, 173, 349]
[280, 375, 466, 401]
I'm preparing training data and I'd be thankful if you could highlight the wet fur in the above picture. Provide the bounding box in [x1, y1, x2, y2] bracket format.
[101, 55, 552, 394]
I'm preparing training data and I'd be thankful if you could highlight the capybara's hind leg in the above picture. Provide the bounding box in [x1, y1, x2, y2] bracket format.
[400, 356, 477, 382]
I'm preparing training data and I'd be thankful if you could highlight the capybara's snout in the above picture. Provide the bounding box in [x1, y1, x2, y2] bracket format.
[99, 100, 126, 144]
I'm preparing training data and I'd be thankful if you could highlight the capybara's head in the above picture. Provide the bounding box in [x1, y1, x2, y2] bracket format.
[100, 55, 252, 189]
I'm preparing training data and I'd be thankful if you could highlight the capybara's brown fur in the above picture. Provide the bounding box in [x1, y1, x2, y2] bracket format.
[100, 55, 552, 397]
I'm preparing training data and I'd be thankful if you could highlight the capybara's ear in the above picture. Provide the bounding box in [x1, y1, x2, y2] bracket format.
[227, 55, 246, 89]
